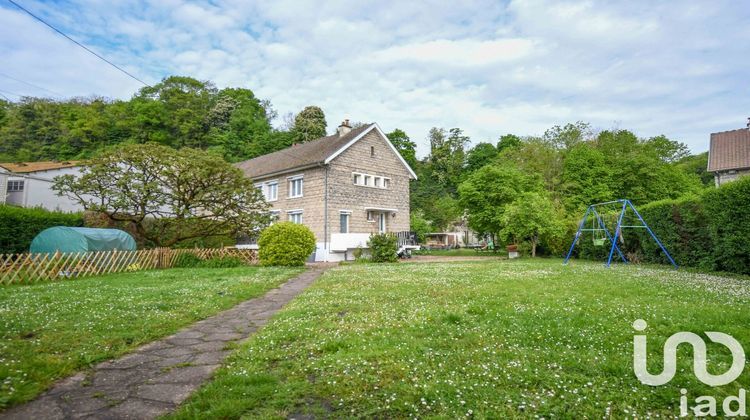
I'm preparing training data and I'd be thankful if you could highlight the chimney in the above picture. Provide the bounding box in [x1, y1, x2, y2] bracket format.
[747, 117, 750, 130]
[337, 119, 352, 137]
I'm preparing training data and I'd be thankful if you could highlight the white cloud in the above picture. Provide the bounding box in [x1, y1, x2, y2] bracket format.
[1, 0, 749, 155]
[370, 38, 538, 67]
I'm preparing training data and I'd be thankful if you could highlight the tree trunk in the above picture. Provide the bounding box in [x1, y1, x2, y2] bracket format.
[531, 236, 537, 258]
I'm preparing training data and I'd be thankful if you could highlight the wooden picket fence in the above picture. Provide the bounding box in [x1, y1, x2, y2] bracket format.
[0, 247, 258, 285]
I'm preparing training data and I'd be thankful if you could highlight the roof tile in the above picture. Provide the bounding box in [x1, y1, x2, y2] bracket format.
[708, 128, 750, 172]
[235, 124, 372, 179]
[0, 161, 81, 173]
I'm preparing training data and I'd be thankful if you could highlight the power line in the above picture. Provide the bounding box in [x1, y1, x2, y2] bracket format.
[0, 88, 25, 98]
[5, 0, 150, 87]
[0, 72, 64, 96]
[0, 92, 10, 101]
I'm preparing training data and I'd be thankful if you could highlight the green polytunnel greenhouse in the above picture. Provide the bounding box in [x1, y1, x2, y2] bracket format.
[29, 227, 137, 253]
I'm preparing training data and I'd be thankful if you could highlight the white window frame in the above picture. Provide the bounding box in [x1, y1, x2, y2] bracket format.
[287, 209, 303, 224]
[288, 175, 304, 198]
[7, 180, 24, 192]
[339, 210, 351, 234]
[266, 181, 278, 201]
[352, 172, 390, 189]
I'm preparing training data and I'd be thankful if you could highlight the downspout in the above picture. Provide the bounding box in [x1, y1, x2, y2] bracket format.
[323, 164, 329, 262]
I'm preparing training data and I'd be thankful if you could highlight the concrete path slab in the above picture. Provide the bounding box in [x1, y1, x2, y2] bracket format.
[1, 266, 329, 420]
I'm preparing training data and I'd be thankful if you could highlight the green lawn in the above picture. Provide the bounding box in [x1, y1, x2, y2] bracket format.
[412, 248, 504, 257]
[0, 266, 302, 408]
[170, 259, 750, 419]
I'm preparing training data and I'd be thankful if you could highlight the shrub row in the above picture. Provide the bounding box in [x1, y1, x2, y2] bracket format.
[172, 253, 247, 268]
[574, 176, 750, 275]
[0, 205, 83, 254]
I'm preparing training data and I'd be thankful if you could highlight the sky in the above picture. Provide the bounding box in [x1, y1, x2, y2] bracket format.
[0, 0, 749, 156]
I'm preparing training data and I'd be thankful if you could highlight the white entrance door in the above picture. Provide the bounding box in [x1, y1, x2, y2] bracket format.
[378, 212, 386, 233]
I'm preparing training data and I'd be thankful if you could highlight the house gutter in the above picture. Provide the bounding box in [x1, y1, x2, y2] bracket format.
[241, 163, 321, 181]
[323, 163, 329, 262]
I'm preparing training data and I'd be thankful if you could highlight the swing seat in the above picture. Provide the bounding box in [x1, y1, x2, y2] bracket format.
[593, 238, 606, 247]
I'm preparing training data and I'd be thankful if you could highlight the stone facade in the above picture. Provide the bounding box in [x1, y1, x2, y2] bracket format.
[326, 130, 411, 237]
[250, 124, 415, 261]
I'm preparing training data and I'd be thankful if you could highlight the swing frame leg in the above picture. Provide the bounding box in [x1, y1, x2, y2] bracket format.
[606, 201, 628, 267]
[563, 207, 591, 265]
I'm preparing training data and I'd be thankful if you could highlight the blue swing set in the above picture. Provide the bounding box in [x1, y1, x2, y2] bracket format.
[563, 199, 678, 269]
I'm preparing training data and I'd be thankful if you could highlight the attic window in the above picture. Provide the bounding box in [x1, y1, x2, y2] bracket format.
[370, 146, 375, 157]
[352, 172, 389, 189]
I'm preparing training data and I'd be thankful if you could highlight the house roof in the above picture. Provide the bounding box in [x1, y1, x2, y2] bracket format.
[235, 123, 417, 179]
[708, 128, 750, 172]
[0, 161, 81, 173]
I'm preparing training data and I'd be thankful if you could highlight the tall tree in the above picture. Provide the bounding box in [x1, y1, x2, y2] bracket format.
[386, 128, 418, 169]
[458, 163, 543, 239]
[501, 192, 564, 257]
[293, 106, 327, 142]
[131, 76, 217, 149]
[429, 127, 469, 194]
[644, 135, 691, 163]
[52, 143, 269, 247]
[675, 152, 713, 186]
[466, 142, 498, 172]
[501, 137, 564, 197]
[0, 76, 276, 163]
[543, 121, 592, 150]
[497, 134, 522, 152]
[561, 142, 612, 211]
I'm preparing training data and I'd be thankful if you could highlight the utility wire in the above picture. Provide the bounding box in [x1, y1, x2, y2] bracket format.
[0, 88, 25, 98]
[0, 91, 10, 101]
[5, 0, 150, 87]
[0, 72, 64, 96]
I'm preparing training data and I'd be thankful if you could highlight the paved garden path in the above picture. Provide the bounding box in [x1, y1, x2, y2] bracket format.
[2, 265, 331, 420]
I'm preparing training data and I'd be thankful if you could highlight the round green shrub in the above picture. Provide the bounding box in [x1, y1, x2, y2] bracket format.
[368, 233, 398, 263]
[258, 222, 316, 266]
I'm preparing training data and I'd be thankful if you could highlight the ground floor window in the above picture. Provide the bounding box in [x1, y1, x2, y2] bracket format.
[378, 212, 386, 233]
[340, 211, 350, 233]
[288, 210, 303, 224]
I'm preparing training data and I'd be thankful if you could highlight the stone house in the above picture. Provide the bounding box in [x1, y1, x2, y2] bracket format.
[0, 161, 84, 212]
[707, 119, 750, 187]
[236, 121, 418, 261]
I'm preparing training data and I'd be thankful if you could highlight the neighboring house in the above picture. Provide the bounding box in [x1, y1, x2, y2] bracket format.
[0, 161, 84, 212]
[236, 120, 418, 262]
[708, 120, 750, 187]
[424, 218, 481, 249]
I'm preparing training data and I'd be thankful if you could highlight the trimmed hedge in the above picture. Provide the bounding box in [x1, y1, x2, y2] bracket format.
[572, 177, 750, 275]
[258, 222, 316, 266]
[0, 205, 83, 254]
